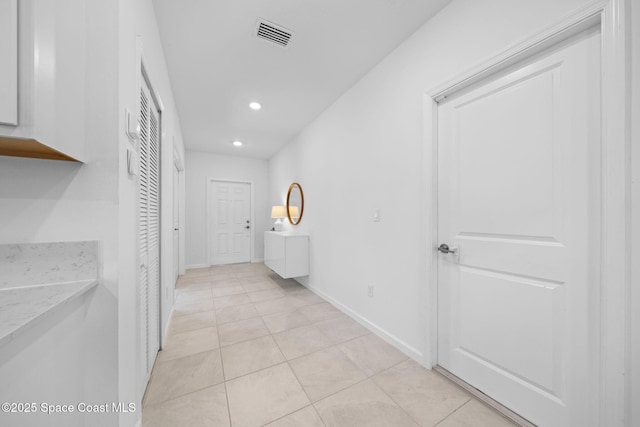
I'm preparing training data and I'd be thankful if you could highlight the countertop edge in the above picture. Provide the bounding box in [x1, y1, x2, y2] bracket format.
[0, 279, 98, 348]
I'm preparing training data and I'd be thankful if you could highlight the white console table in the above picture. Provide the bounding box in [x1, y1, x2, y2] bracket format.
[264, 231, 309, 279]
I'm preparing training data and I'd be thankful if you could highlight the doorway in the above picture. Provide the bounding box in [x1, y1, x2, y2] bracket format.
[435, 27, 600, 426]
[207, 179, 252, 266]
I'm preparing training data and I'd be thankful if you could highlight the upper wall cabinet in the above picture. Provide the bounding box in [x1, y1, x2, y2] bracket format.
[0, 0, 18, 127]
[0, 0, 87, 162]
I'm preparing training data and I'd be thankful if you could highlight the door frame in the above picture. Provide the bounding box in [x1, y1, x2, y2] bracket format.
[173, 144, 185, 279]
[205, 178, 255, 266]
[136, 46, 165, 392]
[422, 1, 629, 425]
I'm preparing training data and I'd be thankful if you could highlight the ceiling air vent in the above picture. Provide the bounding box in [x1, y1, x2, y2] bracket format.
[255, 19, 293, 48]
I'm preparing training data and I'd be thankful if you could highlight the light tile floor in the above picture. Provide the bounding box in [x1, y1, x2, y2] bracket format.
[142, 263, 517, 427]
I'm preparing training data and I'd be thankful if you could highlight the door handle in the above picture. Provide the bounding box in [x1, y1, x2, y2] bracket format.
[245, 226, 250, 229]
[437, 243, 458, 255]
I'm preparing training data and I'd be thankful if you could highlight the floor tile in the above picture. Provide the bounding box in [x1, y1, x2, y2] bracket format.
[211, 285, 246, 297]
[241, 275, 274, 285]
[372, 360, 470, 426]
[253, 296, 297, 316]
[173, 298, 215, 316]
[158, 326, 219, 361]
[144, 350, 224, 405]
[215, 303, 259, 325]
[265, 405, 324, 427]
[168, 310, 216, 334]
[262, 310, 311, 334]
[298, 302, 343, 322]
[273, 324, 333, 360]
[315, 315, 369, 344]
[184, 268, 210, 278]
[247, 288, 285, 302]
[174, 288, 212, 304]
[143, 384, 229, 427]
[213, 293, 251, 310]
[288, 290, 326, 308]
[176, 280, 212, 292]
[234, 270, 262, 279]
[210, 278, 242, 289]
[289, 347, 367, 402]
[178, 276, 212, 286]
[221, 335, 285, 380]
[314, 379, 418, 427]
[242, 281, 278, 293]
[338, 333, 407, 376]
[218, 316, 270, 347]
[226, 363, 310, 427]
[437, 399, 516, 427]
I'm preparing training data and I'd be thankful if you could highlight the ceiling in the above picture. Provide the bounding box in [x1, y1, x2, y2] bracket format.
[152, 0, 451, 159]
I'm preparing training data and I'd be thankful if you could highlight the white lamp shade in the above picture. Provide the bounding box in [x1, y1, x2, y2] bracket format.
[288, 205, 300, 219]
[271, 205, 285, 219]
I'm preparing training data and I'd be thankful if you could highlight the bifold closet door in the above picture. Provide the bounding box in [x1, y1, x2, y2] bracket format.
[139, 76, 161, 387]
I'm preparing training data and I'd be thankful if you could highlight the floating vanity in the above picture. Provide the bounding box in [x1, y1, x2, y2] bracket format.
[264, 231, 309, 279]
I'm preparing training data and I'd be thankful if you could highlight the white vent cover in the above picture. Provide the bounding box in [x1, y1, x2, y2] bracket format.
[255, 19, 293, 48]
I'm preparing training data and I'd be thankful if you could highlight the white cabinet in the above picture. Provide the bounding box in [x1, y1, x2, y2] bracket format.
[264, 232, 309, 279]
[0, 0, 18, 126]
[0, 0, 87, 162]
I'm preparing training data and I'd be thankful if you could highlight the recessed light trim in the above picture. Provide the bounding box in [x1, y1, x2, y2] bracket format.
[232, 140, 243, 147]
[249, 102, 262, 110]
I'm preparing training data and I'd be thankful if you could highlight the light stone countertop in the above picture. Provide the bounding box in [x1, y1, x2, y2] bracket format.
[0, 280, 97, 347]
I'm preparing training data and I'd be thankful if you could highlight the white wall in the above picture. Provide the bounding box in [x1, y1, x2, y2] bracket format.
[118, 0, 186, 426]
[269, 0, 639, 421]
[185, 151, 269, 268]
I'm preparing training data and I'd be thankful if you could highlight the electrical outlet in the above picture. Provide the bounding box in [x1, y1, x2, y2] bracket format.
[368, 285, 374, 298]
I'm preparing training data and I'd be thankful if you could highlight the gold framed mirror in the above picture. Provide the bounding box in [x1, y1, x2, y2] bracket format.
[286, 182, 304, 225]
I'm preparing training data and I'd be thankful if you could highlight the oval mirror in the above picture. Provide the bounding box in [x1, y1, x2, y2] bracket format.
[286, 182, 304, 225]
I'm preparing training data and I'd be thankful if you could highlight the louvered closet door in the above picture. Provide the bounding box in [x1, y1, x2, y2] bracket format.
[139, 77, 161, 387]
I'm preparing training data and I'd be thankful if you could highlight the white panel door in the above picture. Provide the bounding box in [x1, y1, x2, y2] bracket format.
[437, 29, 600, 427]
[209, 181, 251, 265]
[139, 76, 161, 389]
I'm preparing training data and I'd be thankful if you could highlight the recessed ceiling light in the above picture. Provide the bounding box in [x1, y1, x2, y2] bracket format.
[249, 102, 262, 110]
[232, 140, 243, 147]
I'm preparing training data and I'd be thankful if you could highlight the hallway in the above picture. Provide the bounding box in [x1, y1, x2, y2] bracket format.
[142, 264, 516, 427]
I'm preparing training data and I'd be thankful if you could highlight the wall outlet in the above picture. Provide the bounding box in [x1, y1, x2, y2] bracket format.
[368, 285, 374, 298]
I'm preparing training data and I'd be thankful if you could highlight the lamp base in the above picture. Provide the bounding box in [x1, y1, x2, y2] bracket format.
[273, 218, 283, 232]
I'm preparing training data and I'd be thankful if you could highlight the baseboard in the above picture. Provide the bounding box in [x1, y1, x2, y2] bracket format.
[252, 258, 264, 263]
[185, 263, 208, 270]
[304, 283, 423, 362]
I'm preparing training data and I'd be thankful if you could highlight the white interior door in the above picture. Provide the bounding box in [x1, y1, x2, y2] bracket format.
[139, 76, 161, 389]
[437, 28, 600, 427]
[173, 163, 180, 284]
[209, 181, 251, 265]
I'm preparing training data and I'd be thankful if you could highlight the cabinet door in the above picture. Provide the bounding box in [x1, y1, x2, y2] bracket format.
[0, 0, 18, 125]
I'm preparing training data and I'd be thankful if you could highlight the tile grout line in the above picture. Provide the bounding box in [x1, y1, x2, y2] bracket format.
[433, 399, 473, 427]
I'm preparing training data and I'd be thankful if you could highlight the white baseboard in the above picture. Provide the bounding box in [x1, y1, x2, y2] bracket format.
[252, 258, 264, 263]
[185, 263, 208, 270]
[304, 283, 423, 362]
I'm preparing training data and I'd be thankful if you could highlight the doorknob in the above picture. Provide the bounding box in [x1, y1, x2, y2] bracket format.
[437, 243, 458, 255]
[245, 226, 250, 229]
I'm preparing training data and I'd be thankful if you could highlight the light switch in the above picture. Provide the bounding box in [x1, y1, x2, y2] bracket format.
[127, 148, 139, 176]
[373, 208, 380, 222]
[125, 108, 141, 142]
